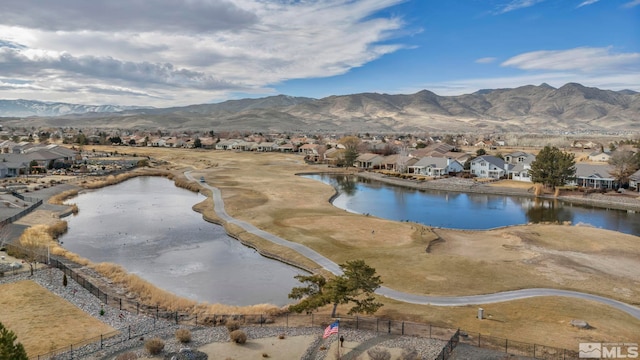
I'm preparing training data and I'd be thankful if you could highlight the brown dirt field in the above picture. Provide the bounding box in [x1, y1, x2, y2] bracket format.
[32, 146, 640, 348]
[0, 280, 115, 357]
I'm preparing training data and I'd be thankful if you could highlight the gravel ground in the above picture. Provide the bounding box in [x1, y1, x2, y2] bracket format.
[1, 268, 450, 360]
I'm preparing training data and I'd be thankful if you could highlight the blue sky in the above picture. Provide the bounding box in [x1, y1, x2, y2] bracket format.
[0, 0, 638, 106]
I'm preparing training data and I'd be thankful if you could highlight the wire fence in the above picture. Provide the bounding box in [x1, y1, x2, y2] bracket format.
[2, 250, 581, 359]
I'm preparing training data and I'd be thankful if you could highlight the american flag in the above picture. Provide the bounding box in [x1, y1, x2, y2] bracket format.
[323, 320, 339, 339]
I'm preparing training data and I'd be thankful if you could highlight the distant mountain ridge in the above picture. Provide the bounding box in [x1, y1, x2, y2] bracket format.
[0, 99, 148, 117]
[1, 83, 638, 132]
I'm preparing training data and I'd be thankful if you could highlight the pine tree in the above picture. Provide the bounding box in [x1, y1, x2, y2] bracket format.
[0, 322, 28, 360]
[530, 146, 576, 190]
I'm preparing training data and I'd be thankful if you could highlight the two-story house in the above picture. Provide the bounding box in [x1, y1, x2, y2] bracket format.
[470, 155, 507, 179]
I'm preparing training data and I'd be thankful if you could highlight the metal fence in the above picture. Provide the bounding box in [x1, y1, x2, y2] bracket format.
[9, 255, 581, 359]
[0, 198, 43, 227]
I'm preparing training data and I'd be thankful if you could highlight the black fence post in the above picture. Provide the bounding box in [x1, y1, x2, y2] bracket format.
[388, 320, 391, 334]
[195, 314, 198, 326]
[101, 334, 103, 349]
[478, 333, 481, 347]
[119, 298, 122, 310]
[128, 326, 131, 340]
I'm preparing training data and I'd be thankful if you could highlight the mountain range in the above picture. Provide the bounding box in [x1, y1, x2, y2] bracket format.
[0, 83, 638, 133]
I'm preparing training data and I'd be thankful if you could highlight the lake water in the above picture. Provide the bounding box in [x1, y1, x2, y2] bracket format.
[60, 177, 305, 306]
[304, 174, 640, 236]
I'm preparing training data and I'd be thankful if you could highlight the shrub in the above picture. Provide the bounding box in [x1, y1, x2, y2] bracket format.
[115, 352, 138, 360]
[144, 337, 165, 355]
[175, 328, 191, 343]
[367, 347, 391, 360]
[400, 348, 419, 360]
[225, 320, 240, 332]
[230, 330, 247, 344]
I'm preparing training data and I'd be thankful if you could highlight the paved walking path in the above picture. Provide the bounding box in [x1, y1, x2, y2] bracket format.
[186, 172, 640, 321]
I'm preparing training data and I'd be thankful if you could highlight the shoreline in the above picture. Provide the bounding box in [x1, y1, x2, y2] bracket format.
[354, 170, 640, 212]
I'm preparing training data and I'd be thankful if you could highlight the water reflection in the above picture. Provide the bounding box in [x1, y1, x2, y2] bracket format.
[61, 177, 304, 306]
[525, 198, 575, 224]
[304, 174, 640, 236]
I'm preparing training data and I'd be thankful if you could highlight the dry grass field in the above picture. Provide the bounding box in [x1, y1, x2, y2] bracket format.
[0, 280, 115, 356]
[12, 145, 638, 350]
[77, 146, 640, 346]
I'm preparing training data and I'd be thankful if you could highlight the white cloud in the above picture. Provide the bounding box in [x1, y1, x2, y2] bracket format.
[475, 57, 497, 64]
[501, 47, 640, 73]
[577, 0, 599, 7]
[0, 0, 408, 106]
[496, 0, 546, 14]
[623, 0, 640, 7]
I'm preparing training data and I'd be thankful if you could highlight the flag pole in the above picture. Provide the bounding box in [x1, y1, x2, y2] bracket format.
[337, 317, 340, 359]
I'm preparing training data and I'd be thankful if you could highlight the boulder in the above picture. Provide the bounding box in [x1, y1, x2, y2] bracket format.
[164, 348, 208, 360]
[570, 319, 590, 329]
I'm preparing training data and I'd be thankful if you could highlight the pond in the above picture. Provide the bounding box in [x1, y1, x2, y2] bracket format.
[60, 176, 305, 306]
[303, 174, 640, 236]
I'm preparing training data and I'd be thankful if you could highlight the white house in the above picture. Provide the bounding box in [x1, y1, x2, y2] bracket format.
[408, 156, 464, 177]
[506, 153, 536, 182]
[588, 151, 611, 162]
[470, 155, 506, 179]
[630, 169, 640, 192]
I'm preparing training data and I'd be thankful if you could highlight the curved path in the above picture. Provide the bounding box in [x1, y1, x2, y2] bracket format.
[186, 172, 640, 320]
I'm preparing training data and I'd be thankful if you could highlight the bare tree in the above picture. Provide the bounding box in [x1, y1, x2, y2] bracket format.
[19, 225, 52, 275]
[609, 150, 640, 186]
[396, 146, 410, 173]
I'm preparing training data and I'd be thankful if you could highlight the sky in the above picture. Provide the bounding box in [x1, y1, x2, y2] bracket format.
[0, 0, 638, 107]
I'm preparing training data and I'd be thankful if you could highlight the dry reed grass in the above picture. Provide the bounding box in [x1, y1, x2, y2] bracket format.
[49, 189, 79, 205]
[81, 170, 172, 190]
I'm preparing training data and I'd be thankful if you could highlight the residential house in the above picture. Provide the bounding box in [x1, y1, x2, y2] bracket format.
[215, 139, 239, 150]
[629, 169, 640, 192]
[277, 143, 295, 152]
[572, 140, 599, 149]
[588, 151, 611, 162]
[355, 153, 384, 169]
[408, 157, 464, 177]
[504, 151, 532, 165]
[569, 163, 616, 189]
[505, 152, 536, 182]
[470, 155, 507, 179]
[252, 142, 278, 152]
[234, 141, 254, 151]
